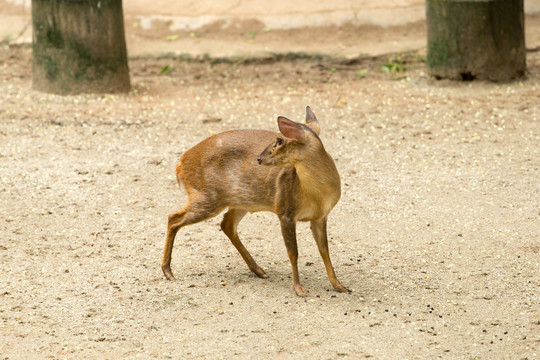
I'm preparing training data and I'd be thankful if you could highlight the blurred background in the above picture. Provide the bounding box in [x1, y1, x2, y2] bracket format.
[2, 0, 540, 58]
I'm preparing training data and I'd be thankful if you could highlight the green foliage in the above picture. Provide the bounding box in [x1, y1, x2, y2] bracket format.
[381, 57, 406, 73]
[355, 69, 369, 78]
[159, 65, 172, 75]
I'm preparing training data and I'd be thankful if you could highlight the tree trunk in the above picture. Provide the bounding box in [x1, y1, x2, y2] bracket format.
[426, 0, 526, 82]
[32, 0, 130, 94]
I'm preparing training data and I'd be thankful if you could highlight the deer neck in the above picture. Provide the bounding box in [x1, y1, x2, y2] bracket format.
[293, 149, 341, 220]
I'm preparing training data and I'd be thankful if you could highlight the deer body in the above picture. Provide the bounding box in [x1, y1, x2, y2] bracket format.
[162, 107, 347, 296]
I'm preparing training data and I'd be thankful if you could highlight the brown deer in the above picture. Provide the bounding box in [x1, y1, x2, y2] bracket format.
[161, 106, 348, 296]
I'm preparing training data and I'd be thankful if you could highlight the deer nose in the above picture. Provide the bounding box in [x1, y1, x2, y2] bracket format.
[257, 156, 262, 164]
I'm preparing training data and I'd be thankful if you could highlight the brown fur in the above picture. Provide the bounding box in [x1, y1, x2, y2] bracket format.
[161, 106, 347, 296]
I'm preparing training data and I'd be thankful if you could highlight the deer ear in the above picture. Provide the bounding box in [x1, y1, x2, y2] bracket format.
[305, 106, 321, 135]
[277, 116, 307, 143]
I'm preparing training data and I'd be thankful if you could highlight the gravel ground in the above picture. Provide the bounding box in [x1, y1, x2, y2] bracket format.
[1, 45, 539, 359]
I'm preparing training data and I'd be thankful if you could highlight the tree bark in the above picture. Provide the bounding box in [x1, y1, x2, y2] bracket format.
[32, 0, 130, 94]
[426, 0, 526, 82]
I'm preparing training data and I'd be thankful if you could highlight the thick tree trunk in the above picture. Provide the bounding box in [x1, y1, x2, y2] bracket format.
[32, 0, 130, 94]
[426, 0, 526, 82]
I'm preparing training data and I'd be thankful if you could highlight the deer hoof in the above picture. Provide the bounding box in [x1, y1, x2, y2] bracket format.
[162, 266, 175, 281]
[294, 284, 308, 297]
[252, 266, 268, 278]
[333, 282, 350, 293]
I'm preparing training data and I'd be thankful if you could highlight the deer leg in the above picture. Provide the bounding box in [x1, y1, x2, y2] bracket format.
[311, 218, 349, 293]
[161, 198, 223, 280]
[221, 209, 267, 278]
[161, 208, 186, 280]
[279, 216, 307, 297]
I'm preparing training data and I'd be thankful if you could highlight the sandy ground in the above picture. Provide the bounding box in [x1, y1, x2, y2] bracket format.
[1, 10, 540, 360]
[1, 45, 539, 359]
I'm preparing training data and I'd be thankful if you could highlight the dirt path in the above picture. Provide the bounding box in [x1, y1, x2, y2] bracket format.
[1, 45, 539, 359]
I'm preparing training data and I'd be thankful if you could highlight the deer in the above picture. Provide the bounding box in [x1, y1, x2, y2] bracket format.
[161, 106, 348, 296]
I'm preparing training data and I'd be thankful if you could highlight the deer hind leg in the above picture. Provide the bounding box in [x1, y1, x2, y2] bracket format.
[221, 208, 267, 278]
[161, 196, 224, 280]
[310, 217, 349, 293]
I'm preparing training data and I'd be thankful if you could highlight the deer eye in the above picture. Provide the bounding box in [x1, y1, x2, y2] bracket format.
[275, 137, 284, 146]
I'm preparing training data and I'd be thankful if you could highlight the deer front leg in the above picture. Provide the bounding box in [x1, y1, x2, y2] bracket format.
[279, 216, 307, 297]
[311, 217, 349, 293]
